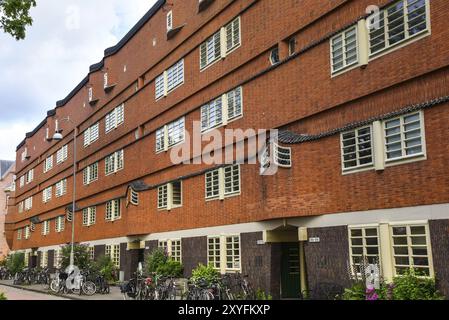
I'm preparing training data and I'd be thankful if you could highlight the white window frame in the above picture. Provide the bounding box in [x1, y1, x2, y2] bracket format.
[84, 122, 100, 147]
[155, 59, 184, 100]
[348, 226, 381, 277]
[40, 251, 48, 268]
[82, 207, 96, 227]
[103, 73, 108, 89]
[158, 239, 182, 262]
[24, 197, 33, 211]
[105, 199, 121, 222]
[88, 87, 93, 102]
[167, 10, 173, 31]
[105, 104, 125, 133]
[383, 111, 426, 164]
[55, 216, 65, 233]
[17, 228, 22, 240]
[155, 117, 185, 153]
[201, 87, 243, 132]
[157, 181, 182, 211]
[42, 220, 50, 236]
[56, 145, 68, 164]
[83, 162, 98, 185]
[42, 186, 52, 203]
[44, 155, 53, 173]
[330, 25, 359, 74]
[207, 235, 241, 274]
[55, 179, 67, 198]
[24, 226, 30, 239]
[105, 150, 124, 176]
[341, 126, 374, 172]
[368, 0, 430, 57]
[21, 148, 28, 162]
[19, 175, 25, 187]
[105, 244, 120, 268]
[26, 169, 34, 184]
[205, 165, 241, 201]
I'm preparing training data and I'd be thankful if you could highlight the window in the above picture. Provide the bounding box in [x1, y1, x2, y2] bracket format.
[21, 148, 28, 162]
[106, 199, 121, 222]
[225, 17, 241, 53]
[208, 237, 221, 269]
[55, 179, 67, 198]
[55, 216, 65, 233]
[201, 87, 243, 132]
[129, 189, 139, 206]
[30, 222, 35, 232]
[42, 220, 50, 236]
[105, 150, 124, 175]
[391, 224, 432, 276]
[103, 73, 108, 89]
[269, 47, 280, 65]
[83, 162, 98, 185]
[17, 228, 22, 240]
[24, 197, 33, 211]
[205, 165, 240, 200]
[155, 59, 184, 100]
[41, 251, 48, 268]
[82, 207, 96, 227]
[42, 186, 52, 203]
[200, 31, 221, 69]
[105, 245, 120, 268]
[18, 201, 24, 213]
[26, 169, 34, 184]
[24, 226, 30, 239]
[84, 122, 100, 147]
[384, 112, 424, 161]
[56, 145, 68, 164]
[44, 155, 53, 173]
[288, 37, 296, 56]
[341, 126, 373, 171]
[261, 141, 292, 172]
[369, 0, 429, 55]
[105, 104, 125, 133]
[208, 235, 241, 273]
[199, 17, 241, 70]
[19, 175, 25, 187]
[158, 181, 182, 210]
[167, 10, 173, 31]
[349, 227, 380, 276]
[88, 87, 93, 102]
[156, 117, 185, 152]
[24, 252, 29, 266]
[89, 247, 95, 260]
[331, 26, 358, 73]
[171, 240, 182, 262]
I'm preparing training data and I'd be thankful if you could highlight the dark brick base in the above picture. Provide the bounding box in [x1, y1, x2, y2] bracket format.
[182, 236, 207, 277]
[429, 219, 449, 298]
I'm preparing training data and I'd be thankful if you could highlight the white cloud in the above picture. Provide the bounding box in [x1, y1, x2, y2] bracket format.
[0, 0, 158, 160]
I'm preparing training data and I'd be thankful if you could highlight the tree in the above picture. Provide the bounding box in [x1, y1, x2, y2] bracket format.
[5, 252, 25, 275]
[0, 0, 36, 40]
[60, 244, 93, 271]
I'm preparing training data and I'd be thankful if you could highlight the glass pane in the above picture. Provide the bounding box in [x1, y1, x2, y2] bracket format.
[351, 229, 362, 237]
[395, 256, 410, 266]
[410, 226, 426, 235]
[393, 227, 407, 235]
[394, 246, 409, 255]
[393, 237, 408, 245]
[351, 238, 363, 246]
[411, 236, 427, 245]
[365, 228, 377, 237]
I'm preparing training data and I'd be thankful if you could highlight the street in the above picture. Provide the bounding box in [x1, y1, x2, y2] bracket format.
[0, 285, 69, 300]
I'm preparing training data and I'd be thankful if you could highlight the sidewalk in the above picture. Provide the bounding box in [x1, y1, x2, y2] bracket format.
[0, 280, 124, 300]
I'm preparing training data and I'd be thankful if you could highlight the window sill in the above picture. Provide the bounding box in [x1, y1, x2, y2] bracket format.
[385, 153, 426, 168]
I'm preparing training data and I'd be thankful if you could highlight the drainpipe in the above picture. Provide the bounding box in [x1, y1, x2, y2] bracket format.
[298, 227, 309, 298]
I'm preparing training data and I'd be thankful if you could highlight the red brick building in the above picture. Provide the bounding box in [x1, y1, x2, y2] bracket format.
[4, 0, 449, 298]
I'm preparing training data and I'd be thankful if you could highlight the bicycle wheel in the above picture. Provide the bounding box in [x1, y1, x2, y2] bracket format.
[82, 281, 97, 296]
[50, 280, 59, 292]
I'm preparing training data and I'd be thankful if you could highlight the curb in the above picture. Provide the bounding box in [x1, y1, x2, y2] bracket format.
[0, 282, 82, 300]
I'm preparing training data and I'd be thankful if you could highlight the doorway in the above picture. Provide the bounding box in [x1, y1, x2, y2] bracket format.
[280, 243, 300, 299]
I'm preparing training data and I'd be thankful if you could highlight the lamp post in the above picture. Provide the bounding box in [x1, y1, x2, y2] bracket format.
[52, 117, 77, 267]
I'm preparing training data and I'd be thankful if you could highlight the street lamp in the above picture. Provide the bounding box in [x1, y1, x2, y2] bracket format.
[52, 117, 77, 267]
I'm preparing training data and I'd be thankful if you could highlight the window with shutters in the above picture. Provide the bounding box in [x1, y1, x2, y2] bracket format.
[82, 207, 96, 227]
[105, 104, 125, 133]
[157, 181, 182, 210]
[84, 122, 100, 147]
[106, 199, 121, 222]
[83, 162, 98, 185]
[30, 222, 35, 232]
[42, 220, 50, 236]
[55, 179, 67, 198]
[201, 87, 243, 132]
[368, 0, 429, 56]
[129, 189, 139, 206]
[56, 145, 68, 164]
[55, 216, 65, 233]
[105, 150, 124, 175]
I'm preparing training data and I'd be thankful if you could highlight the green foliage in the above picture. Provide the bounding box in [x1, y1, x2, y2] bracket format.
[145, 248, 168, 274]
[190, 264, 220, 285]
[0, 257, 7, 267]
[392, 270, 444, 300]
[92, 255, 117, 282]
[60, 244, 93, 271]
[5, 252, 24, 274]
[255, 289, 272, 300]
[341, 282, 367, 300]
[0, 292, 7, 300]
[156, 259, 183, 277]
[0, 0, 36, 40]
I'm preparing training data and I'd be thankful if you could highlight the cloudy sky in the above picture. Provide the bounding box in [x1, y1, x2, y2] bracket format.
[0, 0, 158, 160]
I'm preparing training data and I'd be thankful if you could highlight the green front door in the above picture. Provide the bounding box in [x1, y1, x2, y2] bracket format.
[281, 243, 301, 299]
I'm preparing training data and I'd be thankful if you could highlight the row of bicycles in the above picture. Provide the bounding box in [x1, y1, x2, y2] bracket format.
[0, 267, 12, 281]
[12, 267, 50, 286]
[120, 272, 255, 300]
[49, 268, 111, 296]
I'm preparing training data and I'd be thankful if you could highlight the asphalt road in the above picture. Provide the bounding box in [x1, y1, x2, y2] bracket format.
[0, 285, 69, 300]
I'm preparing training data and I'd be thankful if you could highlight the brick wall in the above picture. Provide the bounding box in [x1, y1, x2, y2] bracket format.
[181, 236, 207, 277]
